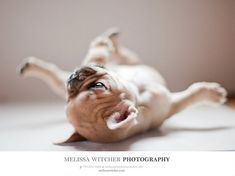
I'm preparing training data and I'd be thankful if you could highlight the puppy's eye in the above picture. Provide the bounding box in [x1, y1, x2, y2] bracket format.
[90, 82, 107, 90]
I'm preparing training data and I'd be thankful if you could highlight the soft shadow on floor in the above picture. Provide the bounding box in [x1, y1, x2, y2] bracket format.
[58, 125, 232, 151]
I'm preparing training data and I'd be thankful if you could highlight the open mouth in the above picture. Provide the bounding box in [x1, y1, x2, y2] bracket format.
[115, 111, 130, 123]
[115, 106, 137, 123]
[106, 106, 138, 130]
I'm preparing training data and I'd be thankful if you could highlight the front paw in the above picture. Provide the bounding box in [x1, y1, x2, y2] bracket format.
[17, 57, 38, 76]
[189, 82, 227, 105]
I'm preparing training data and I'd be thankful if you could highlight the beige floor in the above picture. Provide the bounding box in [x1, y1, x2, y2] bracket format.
[0, 100, 235, 151]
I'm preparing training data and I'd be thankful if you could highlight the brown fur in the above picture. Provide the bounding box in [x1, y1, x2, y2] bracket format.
[18, 28, 227, 143]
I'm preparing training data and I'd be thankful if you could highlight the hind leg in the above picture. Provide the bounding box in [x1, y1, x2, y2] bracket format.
[18, 57, 70, 99]
[169, 82, 227, 116]
[82, 28, 141, 65]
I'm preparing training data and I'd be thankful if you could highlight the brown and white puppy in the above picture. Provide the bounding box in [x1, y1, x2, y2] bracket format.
[18, 28, 227, 143]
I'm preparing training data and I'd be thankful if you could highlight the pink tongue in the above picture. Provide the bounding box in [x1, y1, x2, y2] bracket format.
[115, 111, 129, 123]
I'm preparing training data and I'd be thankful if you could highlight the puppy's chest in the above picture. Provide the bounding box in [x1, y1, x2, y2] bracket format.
[115, 66, 157, 88]
[136, 88, 172, 128]
[137, 105, 169, 130]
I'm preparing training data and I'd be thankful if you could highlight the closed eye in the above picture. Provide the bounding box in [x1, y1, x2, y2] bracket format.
[90, 82, 108, 90]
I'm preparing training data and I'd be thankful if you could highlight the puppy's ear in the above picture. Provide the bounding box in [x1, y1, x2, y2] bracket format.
[53, 130, 86, 145]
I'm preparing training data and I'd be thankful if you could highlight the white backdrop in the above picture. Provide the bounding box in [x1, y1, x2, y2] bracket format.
[0, 0, 234, 102]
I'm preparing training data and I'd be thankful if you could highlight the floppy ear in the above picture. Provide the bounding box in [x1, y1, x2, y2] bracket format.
[53, 128, 86, 145]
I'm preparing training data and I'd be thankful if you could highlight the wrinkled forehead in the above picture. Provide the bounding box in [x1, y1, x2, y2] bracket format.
[67, 65, 117, 99]
[69, 65, 106, 81]
[91, 66, 122, 88]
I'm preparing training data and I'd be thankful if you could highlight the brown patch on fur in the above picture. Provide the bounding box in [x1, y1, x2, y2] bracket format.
[67, 66, 97, 99]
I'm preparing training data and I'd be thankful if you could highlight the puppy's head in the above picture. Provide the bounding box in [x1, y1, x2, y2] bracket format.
[66, 65, 138, 142]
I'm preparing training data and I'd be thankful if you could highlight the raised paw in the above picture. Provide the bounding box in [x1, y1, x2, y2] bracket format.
[18, 61, 30, 75]
[17, 57, 42, 76]
[104, 27, 119, 39]
[189, 82, 227, 105]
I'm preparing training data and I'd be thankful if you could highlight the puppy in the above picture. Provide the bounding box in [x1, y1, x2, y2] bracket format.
[18, 28, 227, 143]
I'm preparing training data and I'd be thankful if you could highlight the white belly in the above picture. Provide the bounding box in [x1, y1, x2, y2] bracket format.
[114, 65, 166, 88]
